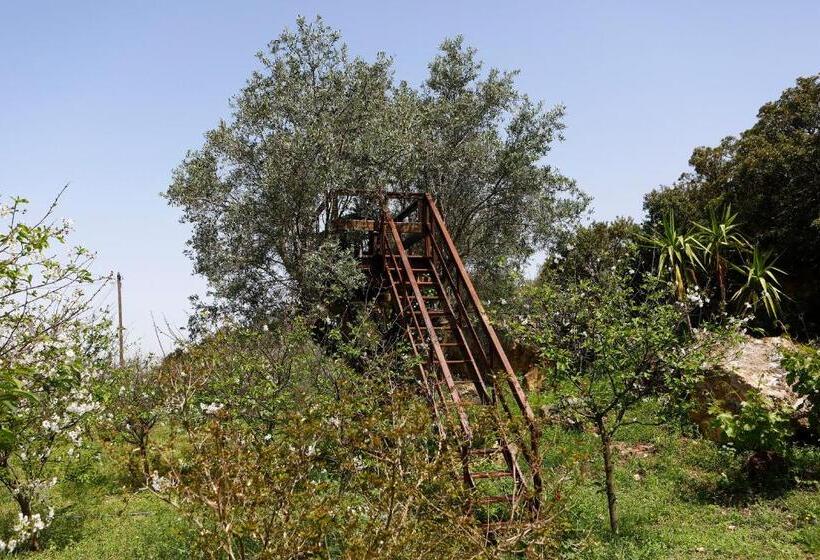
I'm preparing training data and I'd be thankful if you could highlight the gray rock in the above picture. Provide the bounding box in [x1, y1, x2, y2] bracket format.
[693, 335, 806, 439]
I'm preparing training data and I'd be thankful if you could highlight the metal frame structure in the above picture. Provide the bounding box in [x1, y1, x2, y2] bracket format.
[336, 191, 542, 530]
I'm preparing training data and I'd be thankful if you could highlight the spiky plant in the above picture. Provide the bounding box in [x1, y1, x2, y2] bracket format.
[732, 246, 786, 320]
[643, 213, 702, 301]
[693, 205, 749, 309]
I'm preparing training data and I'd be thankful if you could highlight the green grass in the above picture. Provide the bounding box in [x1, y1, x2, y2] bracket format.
[21, 491, 189, 560]
[0, 444, 191, 560]
[544, 412, 820, 559]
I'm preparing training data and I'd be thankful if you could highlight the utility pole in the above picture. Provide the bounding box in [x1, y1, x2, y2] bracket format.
[116, 272, 125, 368]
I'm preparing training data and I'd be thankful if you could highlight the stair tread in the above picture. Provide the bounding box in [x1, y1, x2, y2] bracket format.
[387, 265, 432, 271]
[471, 470, 513, 479]
[469, 447, 503, 456]
[472, 494, 516, 505]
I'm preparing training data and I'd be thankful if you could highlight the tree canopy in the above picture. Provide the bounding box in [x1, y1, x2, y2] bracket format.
[166, 16, 588, 320]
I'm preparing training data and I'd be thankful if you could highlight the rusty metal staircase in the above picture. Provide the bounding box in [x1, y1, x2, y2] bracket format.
[335, 191, 542, 531]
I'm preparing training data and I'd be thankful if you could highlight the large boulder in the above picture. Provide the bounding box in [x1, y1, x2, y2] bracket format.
[693, 335, 805, 439]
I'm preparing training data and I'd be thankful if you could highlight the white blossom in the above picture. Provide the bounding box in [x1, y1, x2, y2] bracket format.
[200, 402, 223, 415]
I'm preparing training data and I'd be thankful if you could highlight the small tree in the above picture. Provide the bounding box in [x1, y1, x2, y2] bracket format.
[0, 192, 110, 551]
[506, 268, 698, 533]
[643, 213, 702, 302]
[98, 359, 165, 484]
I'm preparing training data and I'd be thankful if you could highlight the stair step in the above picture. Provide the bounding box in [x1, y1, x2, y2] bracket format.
[482, 521, 522, 533]
[387, 265, 431, 272]
[410, 309, 447, 316]
[434, 359, 468, 365]
[469, 447, 502, 456]
[471, 470, 512, 480]
[472, 494, 515, 506]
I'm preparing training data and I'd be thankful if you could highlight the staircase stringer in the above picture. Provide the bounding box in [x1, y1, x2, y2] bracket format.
[423, 194, 543, 514]
[382, 214, 473, 442]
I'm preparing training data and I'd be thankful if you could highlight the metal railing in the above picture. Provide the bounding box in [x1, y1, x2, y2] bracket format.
[375, 192, 542, 514]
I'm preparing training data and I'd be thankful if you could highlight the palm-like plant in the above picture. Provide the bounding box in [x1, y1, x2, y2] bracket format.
[643, 213, 702, 301]
[693, 206, 749, 309]
[732, 246, 786, 320]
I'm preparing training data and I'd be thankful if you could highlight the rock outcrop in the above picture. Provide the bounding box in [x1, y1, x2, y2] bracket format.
[694, 335, 805, 438]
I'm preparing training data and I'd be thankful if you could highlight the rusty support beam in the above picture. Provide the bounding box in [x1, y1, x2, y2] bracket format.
[385, 215, 473, 441]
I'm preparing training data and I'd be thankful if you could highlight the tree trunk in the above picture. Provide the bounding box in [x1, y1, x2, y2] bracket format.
[139, 432, 150, 482]
[596, 418, 619, 534]
[717, 258, 727, 310]
[15, 494, 41, 551]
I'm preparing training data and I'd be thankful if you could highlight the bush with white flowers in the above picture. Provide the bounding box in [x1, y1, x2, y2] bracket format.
[0, 193, 111, 551]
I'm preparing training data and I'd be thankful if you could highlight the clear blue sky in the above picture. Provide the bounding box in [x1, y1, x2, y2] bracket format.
[1, 1, 818, 354]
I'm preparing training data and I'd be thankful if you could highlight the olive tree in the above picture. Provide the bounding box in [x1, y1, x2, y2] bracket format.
[166, 16, 588, 320]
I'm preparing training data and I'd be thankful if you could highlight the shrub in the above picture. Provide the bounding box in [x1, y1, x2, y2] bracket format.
[710, 390, 793, 456]
[96, 359, 166, 485]
[709, 389, 795, 482]
[149, 314, 556, 558]
[783, 345, 820, 441]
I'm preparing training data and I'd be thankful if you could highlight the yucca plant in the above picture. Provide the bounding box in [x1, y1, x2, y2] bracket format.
[732, 246, 786, 320]
[693, 205, 749, 309]
[643, 213, 702, 301]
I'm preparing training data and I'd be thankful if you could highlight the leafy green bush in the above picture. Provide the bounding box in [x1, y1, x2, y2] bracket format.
[710, 390, 793, 456]
[783, 345, 820, 440]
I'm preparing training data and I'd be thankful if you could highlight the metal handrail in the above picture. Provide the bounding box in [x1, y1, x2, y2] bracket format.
[421, 194, 542, 506]
[363, 191, 542, 513]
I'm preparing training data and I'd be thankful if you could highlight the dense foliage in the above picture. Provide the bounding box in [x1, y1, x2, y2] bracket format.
[644, 74, 820, 333]
[166, 16, 588, 320]
[145, 317, 564, 558]
[505, 231, 707, 533]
